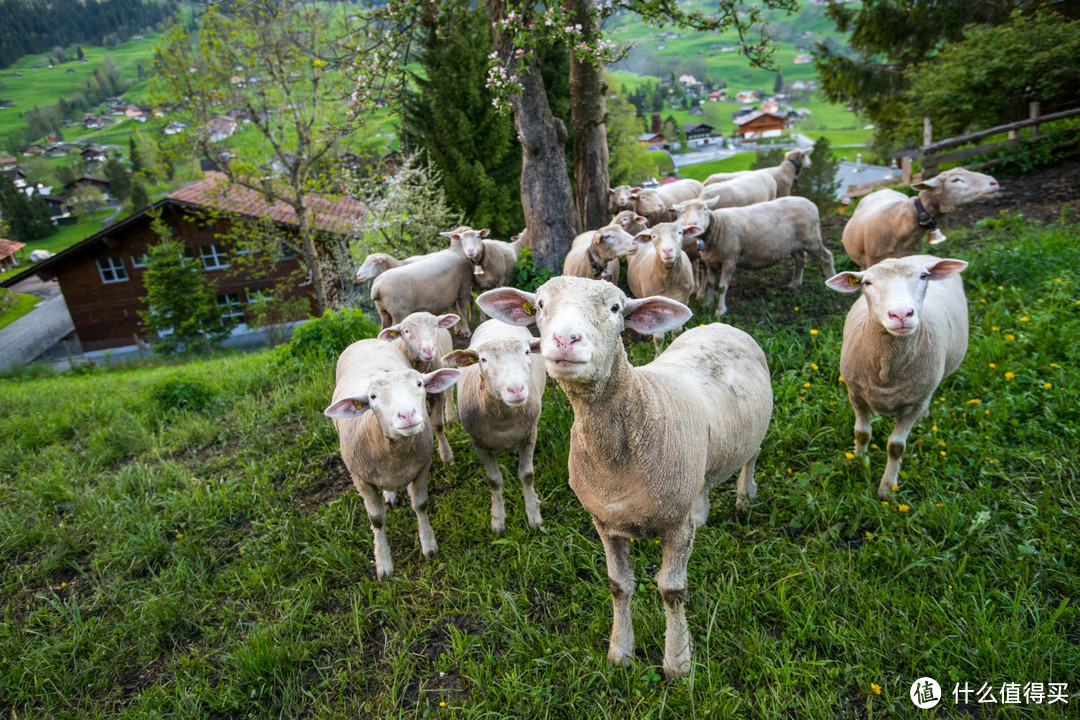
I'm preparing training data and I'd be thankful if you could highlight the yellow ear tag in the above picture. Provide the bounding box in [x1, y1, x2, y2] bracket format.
[352, 399, 364, 410]
[848, 275, 860, 287]
[522, 301, 534, 316]
[388, 330, 398, 338]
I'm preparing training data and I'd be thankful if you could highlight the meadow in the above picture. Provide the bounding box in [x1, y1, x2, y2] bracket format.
[1, 210, 1077, 718]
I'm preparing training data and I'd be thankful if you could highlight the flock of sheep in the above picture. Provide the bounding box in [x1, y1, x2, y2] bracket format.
[332, 152, 1001, 678]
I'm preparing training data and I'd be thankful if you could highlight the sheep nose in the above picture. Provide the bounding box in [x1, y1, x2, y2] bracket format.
[397, 409, 418, 424]
[552, 331, 581, 348]
[661, 248, 675, 258]
[420, 347, 435, 359]
[507, 384, 526, 398]
[888, 308, 915, 323]
[465, 248, 477, 257]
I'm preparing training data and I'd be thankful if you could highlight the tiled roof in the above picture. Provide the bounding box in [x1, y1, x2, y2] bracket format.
[0, 238, 26, 259]
[168, 171, 364, 235]
[733, 111, 786, 126]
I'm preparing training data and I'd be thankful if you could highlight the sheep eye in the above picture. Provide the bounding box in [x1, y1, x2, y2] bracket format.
[403, 329, 410, 335]
[416, 380, 422, 387]
[862, 280, 872, 287]
[369, 394, 377, 400]
[537, 299, 544, 309]
[481, 358, 487, 364]
[610, 303, 620, 313]
[919, 271, 931, 279]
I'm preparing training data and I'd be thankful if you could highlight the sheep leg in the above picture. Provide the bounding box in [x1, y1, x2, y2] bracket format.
[375, 301, 392, 330]
[735, 451, 759, 512]
[691, 488, 710, 528]
[652, 332, 666, 354]
[714, 260, 737, 317]
[355, 478, 394, 579]
[789, 251, 806, 288]
[475, 444, 507, 534]
[518, 428, 542, 529]
[850, 391, 873, 455]
[454, 289, 473, 337]
[382, 490, 399, 506]
[702, 265, 719, 311]
[409, 470, 439, 559]
[879, 406, 924, 499]
[597, 526, 635, 668]
[442, 388, 457, 427]
[428, 392, 454, 464]
[658, 516, 696, 679]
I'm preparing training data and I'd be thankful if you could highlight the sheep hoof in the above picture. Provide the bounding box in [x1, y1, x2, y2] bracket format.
[608, 651, 633, 669]
[735, 496, 751, 513]
[376, 566, 394, 580]
[423, 545, 439, 559]
[491, 522, 505, 535]
[663, 659, 691, 680]
[877, 485, 894, 501]
[438, 447, 454, 464]
[527, 516, 543, 529]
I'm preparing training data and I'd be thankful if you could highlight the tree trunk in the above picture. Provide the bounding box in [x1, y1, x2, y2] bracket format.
[568, 0, 609, 232]
[490, 0, 578, 272]
[295, 200, 330, 314]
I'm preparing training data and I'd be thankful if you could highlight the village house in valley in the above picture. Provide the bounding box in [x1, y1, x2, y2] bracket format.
[1, 173, 363, 353]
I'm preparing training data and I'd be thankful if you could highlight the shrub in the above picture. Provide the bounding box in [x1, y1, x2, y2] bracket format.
[147, 372, 215, 412]
[512, 246, 556, 293]
[279, 307, 381, 361]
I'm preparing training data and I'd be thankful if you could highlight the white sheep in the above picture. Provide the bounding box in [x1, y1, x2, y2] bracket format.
[703, 148, 811, 197]
[842, 168, 999, 269]
[675, 196, 835, 316]
[700, 172, 777, 210]
[608, 185, 636, 215]
[628, 179, 704, 227]
[324, 339, 461, 579]
[627, 222, 696, 351]
[378, 311, 460, 469]
[440, 225, 528, 291]
[356, 252, 422, 283]
[369, 250, 474, 337]
[478, 278, 773, 678]
[825, 255, 969, 498]
[442, 320, 546, 533]
[562, 223, 637, 284]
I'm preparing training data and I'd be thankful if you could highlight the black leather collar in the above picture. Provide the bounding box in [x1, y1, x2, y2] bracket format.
[913, 197, 937, 230]
[787, 157, 803, 175]
[585, 248, 609, 278]
[469, 242, 487, 266]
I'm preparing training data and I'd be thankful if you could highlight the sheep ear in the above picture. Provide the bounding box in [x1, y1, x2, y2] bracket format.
[911, 177, 939, 191]
[324, 396, 368, 418]
[623, 297, 692, 334]
[825, 271, 864, 293]
[528, 338, 542, 353]
[630, 187, 643, 197]
[925, 258, 967, 280]
[422, 368, 461, 394]
[592, 231, 606, 246]
[442, 349, 478, 367]
[683, 224, 705, 238]
[635, 215, 649, 227]
[632, 232, 652, 246]
[479, 228, 490, 238]
[378, 326, 401, 340]
[436, 313, 460, 329]
[477, 287, 539, 325]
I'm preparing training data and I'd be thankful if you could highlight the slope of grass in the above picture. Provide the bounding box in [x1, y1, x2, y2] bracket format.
[2, 211, 1078, 718]
[0, 292, 39, 328]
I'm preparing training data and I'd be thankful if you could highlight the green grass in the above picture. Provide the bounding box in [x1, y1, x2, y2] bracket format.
[2, 211, 1078, 717]
[0, 292, 39, 328]
[680, 154, 757, 181]
[0, 209, 112, 282]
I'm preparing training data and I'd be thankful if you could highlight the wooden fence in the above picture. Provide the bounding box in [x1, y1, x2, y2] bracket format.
[842, 102, 1080, 202]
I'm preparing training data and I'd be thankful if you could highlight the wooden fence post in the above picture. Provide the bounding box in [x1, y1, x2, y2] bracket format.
[901, 156, 912, 185]
[1030, 102, 1041, 139]
[920, 118, 936, 178]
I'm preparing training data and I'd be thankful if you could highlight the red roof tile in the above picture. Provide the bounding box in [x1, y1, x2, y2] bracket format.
[0, 238, 26, 259]
[168, 171, 364, 235]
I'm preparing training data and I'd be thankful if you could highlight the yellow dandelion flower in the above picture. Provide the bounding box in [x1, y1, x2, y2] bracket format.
[979, 298, 987, 304]
[938, 440, 946, 447]
[991, 326, 1000, 331]
[811, 363, 819, 371]
[839, 376, 845, 383]
[1004, 372, 1016, 381]
[940, 451, 947, 457]
[997, 285, 1004, 290]
[1019, 316, 1029, 322]
[966, 398, 981, 405]
[891, 485, 899, 492]
[864, 531, 873, 540]
[1054, 278, 1062, 282]
[881, 501, 890, 506]
[654, 539, 660, 545]
[897, 504, 910, 512]
[795, 306, 800, 311]
[931, 425, 938, 431]
[871, 683, 882, 695]
[440, 702, 447, 708]
[803, 382, 811, 389]
[787, 468, 792, 474]
[845, 452, 854, 460]
[985, 410, 990, 415]
[871, 443, 878, 449]
[987, 459, 995, 464]
[989, 363, 996, 368]
[935, 503, 943, 508]
[61, 582, 68, 588]
[939, 397, 946, 402]
[810, 329, 818, 335]
[176, 533, 184, 539]
[1050, 363, 1058, 368]
[1044, 383, 1052, 390]
[1004, 334, 1015, 341]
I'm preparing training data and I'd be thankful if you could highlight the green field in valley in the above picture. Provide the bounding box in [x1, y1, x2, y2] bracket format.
[1, 212, 1078, 717]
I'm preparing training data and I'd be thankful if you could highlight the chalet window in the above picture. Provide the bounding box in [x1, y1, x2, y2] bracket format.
[131, 252, 149, 268]
[217, 293, 244, 326]
[200, 243, 230, 270]
[245, 288, 270, 304]
[97, 256, 128, 284]
[278, 243, 296, 261]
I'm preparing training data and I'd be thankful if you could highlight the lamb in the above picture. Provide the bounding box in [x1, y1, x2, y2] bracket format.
[442, 320, 547, 533]
[562, 223, 637, 284]
[369, 250, 474, 337]
[675, 196, 835, 316]
[824, 255, 969, 498]
[842, 168, 999, 269]
[610, 209, 649, 236]
[378, 312, 459, 470]
[440, 225, 528, 291]
[608, 185, 636, 215]
[628, 179, 705, 227]
[627, 222, 696, 351]
[477, 278, 773, 678]
[700, 172, 777, 210]
[323, 339, 461, 579]
[703, 148, 811, 197]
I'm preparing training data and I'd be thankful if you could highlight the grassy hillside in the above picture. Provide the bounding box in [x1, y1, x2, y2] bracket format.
[2, 212, 1078, 717]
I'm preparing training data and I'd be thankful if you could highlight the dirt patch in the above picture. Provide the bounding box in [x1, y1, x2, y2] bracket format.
[944, 160, 1080, 227]
[292, 456, 351, 513]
